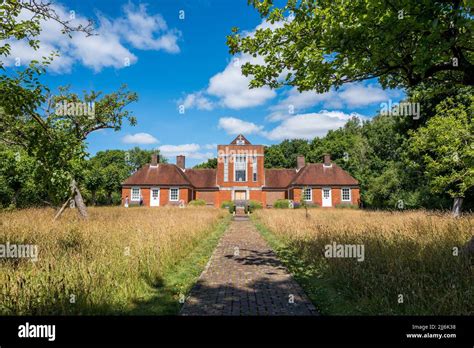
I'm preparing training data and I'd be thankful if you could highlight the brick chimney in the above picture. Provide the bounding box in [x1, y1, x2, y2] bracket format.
[323, 154, 331, 166]
[297, 155, 305, 170]
[151, 154, 158, 166]
[176, 155, 185, 170]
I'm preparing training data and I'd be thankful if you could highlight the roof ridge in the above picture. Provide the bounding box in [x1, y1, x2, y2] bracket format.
[290, 164, 308, 185]
[171, 163, 194, 187]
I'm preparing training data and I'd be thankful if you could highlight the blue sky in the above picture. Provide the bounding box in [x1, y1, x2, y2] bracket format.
[5, 0, 404, 166]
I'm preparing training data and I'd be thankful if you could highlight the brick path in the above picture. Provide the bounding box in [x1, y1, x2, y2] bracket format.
[180, 218, 318, 316]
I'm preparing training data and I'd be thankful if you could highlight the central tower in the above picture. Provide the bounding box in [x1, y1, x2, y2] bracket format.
[216, 134, 265, 203]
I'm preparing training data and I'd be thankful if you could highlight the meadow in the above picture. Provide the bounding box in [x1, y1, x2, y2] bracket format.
[253, 209, 473, 315]
[0, 206, 229, 315]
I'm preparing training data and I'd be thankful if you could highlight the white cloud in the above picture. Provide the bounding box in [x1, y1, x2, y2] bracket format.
[267, 83, 401, 122]
[178, 19, 283, 111]
[263, 111, 367, 140]
[218, 117, 264, 135]
[158, 144, 214, 160]
[338, 84, 392, 107]
[206, 54, 276, 109]
[122, 132, 158, 144]
[1, 3, 180, 73]
[178, 91, 214, 111]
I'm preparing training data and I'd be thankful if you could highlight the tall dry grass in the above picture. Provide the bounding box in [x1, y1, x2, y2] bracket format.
[254, 209, 473, 315]
[0, 206, 226, 315]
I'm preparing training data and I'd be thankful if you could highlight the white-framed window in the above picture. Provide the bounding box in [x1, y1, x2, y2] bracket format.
[169, 187, 179, 201]
[234, 155, 247, 182]
[342, 188, 351, 201]
[131, 188, 140, 201]
[252, 155, 257, 182]
[223, 156, 229, 182]
[303, 187, 312, 201]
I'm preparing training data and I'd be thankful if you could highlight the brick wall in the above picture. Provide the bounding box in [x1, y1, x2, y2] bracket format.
[264, 191, 285, 206]
[196, 191, 217, 204]
[249, 190, 265, 206]
[331, 188, 341, 206]
[216, 190, 232, 207]
[312, 188, 322, 206]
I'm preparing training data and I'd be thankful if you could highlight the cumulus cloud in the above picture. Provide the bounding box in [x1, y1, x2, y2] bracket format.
[216, 110, 367, 141]
[158, 144, 214, 160]
[264, 111, 367, 140]
[122, 132, 159, 144]
[1, 2, 180, 73]
[267, 83, 401, 122]
[218, 117, 264, 135]
[178, 19, 285, 111]
[205, 55, 276, 109]
[178, 91, 214, 111]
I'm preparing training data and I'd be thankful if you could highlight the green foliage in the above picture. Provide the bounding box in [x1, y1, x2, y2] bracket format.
[247, 200, 263, 212]
[409, 93, 473, 199]
[194, 158, 217, 169]
[273, 199, 291, 209]
[228, 0, 473, 92]
[265, 139, 310, 168]
[220, 200, 235, 213]
[188, 199, 207, 206]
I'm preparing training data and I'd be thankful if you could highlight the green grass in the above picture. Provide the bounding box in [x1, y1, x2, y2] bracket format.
[252, 212, 473, 315]
[253, 218, 355, 315]
[128, 215, 231, 315]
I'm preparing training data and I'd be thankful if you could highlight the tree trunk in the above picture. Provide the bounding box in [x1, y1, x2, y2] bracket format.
[452, 197, 463, 217]
[54, 197, 72, 221]
[71, 179, 88, 219]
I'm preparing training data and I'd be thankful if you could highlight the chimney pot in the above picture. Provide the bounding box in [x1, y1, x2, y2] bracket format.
[323, 154, 331, 166]
[297, 155, 305, 170]
[151, 154, 158, 166]
[177, 155, 185, 170]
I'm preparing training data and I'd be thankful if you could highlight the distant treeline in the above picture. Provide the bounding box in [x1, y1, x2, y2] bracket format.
[0, 147, 166, 208]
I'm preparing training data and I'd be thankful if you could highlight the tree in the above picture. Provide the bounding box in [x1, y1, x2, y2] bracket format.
[227, 0, 473, 93]
[0, 85, 138, 219]
[0, 145, 44, 208]
[126, 147, 166, 171]
[194, 158, 217, 169]
[409, 93, 473, 216]
[1, 0, 94, 69]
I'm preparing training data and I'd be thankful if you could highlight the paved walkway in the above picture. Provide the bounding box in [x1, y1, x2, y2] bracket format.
[180, 218, 318, 316]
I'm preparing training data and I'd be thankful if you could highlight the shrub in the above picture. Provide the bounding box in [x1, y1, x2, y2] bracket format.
[335, 203, 358, 209]
[273, 199, 291, 209]
[221, 200, 235, 213]
[188, 199, 206, 206]
[247, 200, 263, 213]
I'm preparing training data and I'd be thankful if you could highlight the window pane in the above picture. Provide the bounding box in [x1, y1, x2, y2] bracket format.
[170, 188, 179, 201]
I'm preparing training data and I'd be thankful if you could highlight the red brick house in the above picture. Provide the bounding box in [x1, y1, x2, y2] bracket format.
[121, 134, 360, 208]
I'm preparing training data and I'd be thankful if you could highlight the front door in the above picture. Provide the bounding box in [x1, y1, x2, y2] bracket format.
[234, 190, 247, 201]
[322, 187, 332, 207]
[150, 188, 160, 207]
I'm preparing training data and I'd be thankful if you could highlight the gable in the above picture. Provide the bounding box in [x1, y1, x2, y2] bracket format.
[229, 134, 251, 145]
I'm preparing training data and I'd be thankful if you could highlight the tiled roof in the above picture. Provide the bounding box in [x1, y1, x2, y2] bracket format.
[122, 164, 191, 186]
[264, 169, 297, 188]
[291, 163, 359, 186]
[123, 162, 358, 188]
[185, 169, 217, 188]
